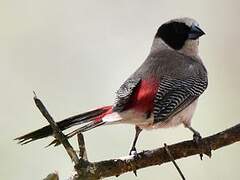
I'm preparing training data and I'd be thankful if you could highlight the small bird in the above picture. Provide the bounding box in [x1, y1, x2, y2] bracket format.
[16, 18, 208, 158]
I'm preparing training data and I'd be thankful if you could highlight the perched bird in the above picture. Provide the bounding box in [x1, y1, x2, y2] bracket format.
[16, 18, 208, 158]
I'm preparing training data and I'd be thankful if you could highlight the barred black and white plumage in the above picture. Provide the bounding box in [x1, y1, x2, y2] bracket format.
[113, 77, 141, 112]
[153, 77, 208, 123]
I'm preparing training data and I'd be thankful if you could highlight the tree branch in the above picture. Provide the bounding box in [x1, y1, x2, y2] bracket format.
[164, 143, 185, 180]
[72, 123, 240, 179]
[34, 95, 240, 179]
[33, 92, 80, 166]
[77, 133, 88, 161]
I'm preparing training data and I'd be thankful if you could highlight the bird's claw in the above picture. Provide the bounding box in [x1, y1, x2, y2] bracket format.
[193, 132, 203, 160]
[193, 132, 202, 144]
[129, 147, 138, 156]
[133, 170, 137, 177]
[129, 147, 139, 176]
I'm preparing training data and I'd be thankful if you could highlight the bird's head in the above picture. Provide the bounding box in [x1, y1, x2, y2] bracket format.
[152, 17, 205, 57]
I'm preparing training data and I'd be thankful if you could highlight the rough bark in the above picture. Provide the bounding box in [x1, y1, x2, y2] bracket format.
[72, 123, 240, 179]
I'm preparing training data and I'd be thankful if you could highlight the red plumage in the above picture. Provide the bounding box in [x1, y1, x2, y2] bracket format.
[125, 78, 159, 113]
[94, 106, 112, 122]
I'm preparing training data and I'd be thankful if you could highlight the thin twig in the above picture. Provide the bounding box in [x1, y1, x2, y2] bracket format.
[33, 92, 80, 170]
[77, 133, 88, 161]
[43, 172, 59, 180]
[164, 143, 185, 180]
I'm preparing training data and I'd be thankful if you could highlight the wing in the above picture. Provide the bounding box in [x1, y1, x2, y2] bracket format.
[153, 77, 208, 123]
[112, 77, 141, 112]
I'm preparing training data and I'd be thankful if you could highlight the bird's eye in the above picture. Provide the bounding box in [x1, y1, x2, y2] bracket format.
[173, 24, 188, 34]
[175, 27, 183, 34]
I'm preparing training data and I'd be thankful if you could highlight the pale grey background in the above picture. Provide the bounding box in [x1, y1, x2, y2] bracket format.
[1, 0, 240, 179]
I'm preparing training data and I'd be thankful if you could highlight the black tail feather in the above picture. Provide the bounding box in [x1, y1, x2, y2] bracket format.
[47, 121, 106, 147]
[15, 107, 110, 145]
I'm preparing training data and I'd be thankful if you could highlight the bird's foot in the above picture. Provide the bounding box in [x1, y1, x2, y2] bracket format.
[193, 131, 202, 144]
[129, 147, 139, 176]
[129, 146, 138, 156]
[193, 132, 203, 160]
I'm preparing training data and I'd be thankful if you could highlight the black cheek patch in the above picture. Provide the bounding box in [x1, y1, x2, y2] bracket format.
[155, 22, 190, 50]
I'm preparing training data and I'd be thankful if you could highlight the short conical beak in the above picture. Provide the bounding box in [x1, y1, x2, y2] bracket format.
[188, 24, 205, 40]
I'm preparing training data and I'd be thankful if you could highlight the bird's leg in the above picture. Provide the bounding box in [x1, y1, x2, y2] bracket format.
[129, 125, 142, 176]
[129, 126, 142, 156]
[187, 126, 202, 144]
[186, 126, 203, 160]
[187, 126, 212, 159]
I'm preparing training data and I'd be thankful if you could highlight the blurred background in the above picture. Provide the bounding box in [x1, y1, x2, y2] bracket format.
[1, 0, 240, 179]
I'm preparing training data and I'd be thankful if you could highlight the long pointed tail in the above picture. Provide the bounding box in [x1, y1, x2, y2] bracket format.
[15, 106, 112, 145]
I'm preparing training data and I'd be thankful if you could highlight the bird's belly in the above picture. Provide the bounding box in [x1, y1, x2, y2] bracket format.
[138, 100, 198, 130]
[104, 100, 198, 130]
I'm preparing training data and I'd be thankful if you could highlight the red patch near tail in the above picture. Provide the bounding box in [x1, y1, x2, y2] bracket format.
[94, 106, 112, 122]
[125, 78, 159, 113]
